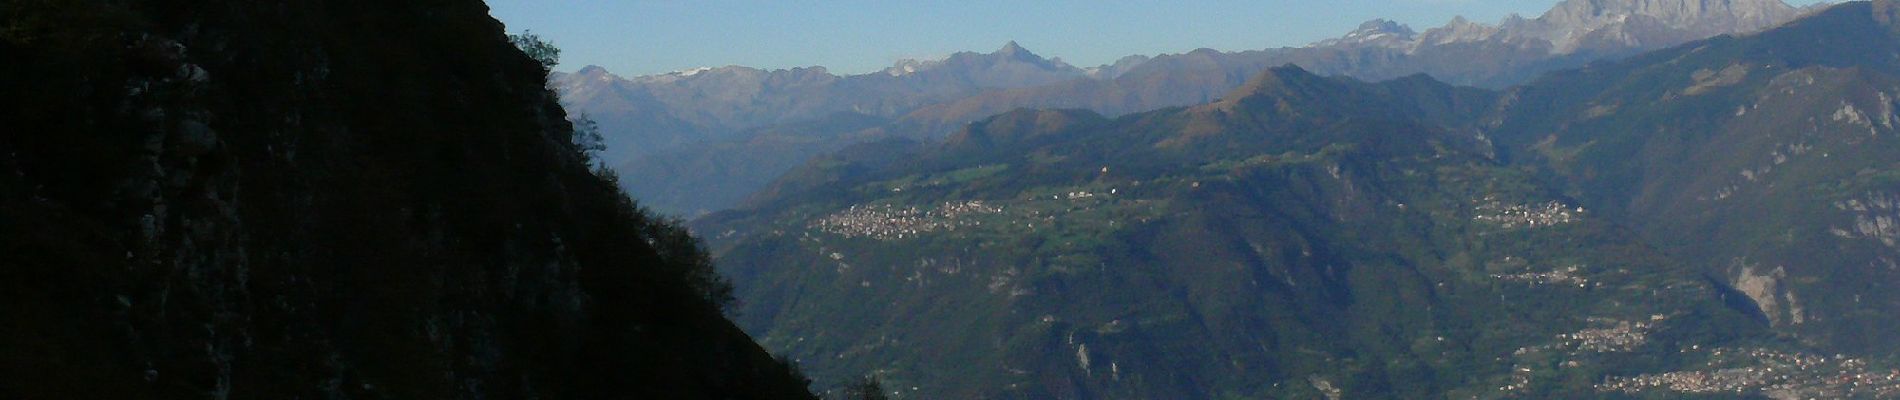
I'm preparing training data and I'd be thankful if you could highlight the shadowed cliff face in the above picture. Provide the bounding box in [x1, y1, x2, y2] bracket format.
[0, 1, 813, 399]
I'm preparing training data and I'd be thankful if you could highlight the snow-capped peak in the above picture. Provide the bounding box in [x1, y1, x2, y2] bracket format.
[1309, 19, 1418, 49]
[883, 58, 939, 77]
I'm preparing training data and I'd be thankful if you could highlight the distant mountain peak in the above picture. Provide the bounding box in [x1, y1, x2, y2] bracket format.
[1260, 63, 1318, 79]
[1541, 0, 1792, 19]
[945, 108, 1104, 150]
[883, 58, 932, 76]
[572, 65, 621, 84]
[1085, 54, 1154, 80]
[1304, 0, 1806, 55]
[1310, 19, 1418, 48]
[1217, 64, 1330, 107]
[879, 40, 1082, 83]
[1357, 19, 1415, 34]
[1415, 15, 1501, 47]
[1533, 0, 1802, 51]
[557, 65, 625, 96]
[989, 40, 1058, 65]
[998, 40, 1028, 56]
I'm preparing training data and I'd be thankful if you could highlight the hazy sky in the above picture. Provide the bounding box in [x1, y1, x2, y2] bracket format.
[484, 0, 1838, 77]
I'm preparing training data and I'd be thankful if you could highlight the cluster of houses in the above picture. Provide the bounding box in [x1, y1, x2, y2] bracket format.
[1473, 197, 1583, 229]
[1598, 347, 1900, 397]
[812, 201, 1003, 240]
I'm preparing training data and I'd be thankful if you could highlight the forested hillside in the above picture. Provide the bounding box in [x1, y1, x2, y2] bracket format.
[699, 2, 1900, 398]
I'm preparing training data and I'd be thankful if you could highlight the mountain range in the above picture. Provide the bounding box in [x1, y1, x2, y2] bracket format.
[12, 0, 1897, 399]
[562, 0, 1820, 217]
[696, 1, 1900, 398]
[555, 40, 1089, 163]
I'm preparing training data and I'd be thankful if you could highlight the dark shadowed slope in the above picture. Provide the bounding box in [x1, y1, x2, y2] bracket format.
[0, 1, 813, 398]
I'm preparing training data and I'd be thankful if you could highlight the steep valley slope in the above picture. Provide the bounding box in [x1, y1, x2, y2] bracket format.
[701, 68, 1785, 398]
[0, 0, 813, 398]
[699, 2, 1900, 398]
[1492, 0, 1900, 360]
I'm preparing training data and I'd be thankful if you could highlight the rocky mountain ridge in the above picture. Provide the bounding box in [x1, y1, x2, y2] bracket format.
[551, 42, 1087, 163]
[573, 0, 1825, 217]
[1317, 0, 1812, 54]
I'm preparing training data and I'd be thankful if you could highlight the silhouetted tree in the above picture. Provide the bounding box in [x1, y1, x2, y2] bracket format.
[639, 214, 737, 314]
[777, 355, 814, 391]
[571, 113, 605, 162]
[508, 30, 559, 70]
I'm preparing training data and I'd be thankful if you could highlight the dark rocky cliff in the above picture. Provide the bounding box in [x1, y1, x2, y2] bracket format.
[0, 0, 813, 398]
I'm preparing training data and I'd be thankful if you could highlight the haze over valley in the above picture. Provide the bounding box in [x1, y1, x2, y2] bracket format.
[558, 0, 1824, 218]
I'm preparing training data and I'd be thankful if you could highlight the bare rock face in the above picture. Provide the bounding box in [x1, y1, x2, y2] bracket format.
[1309, 19, 1418, 49]
[1731, 261, 1806, 327]
[1415, 0, 1809, 55]
[1415, 16, 1505, 48]
[1314, 0, 1809, 57]
[1538, 0, 1802, 41]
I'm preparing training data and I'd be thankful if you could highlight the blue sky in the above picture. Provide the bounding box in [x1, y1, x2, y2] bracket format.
[484, 0, 1836, 77]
